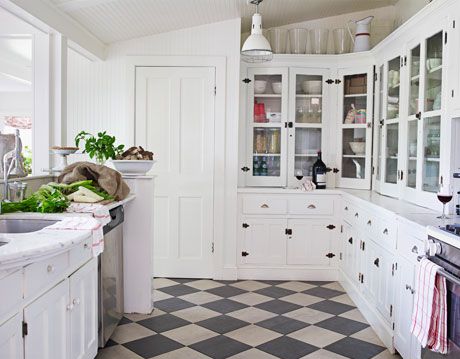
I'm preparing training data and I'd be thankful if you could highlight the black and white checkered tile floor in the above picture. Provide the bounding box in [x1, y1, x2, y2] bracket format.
[96, 278, 399, 359]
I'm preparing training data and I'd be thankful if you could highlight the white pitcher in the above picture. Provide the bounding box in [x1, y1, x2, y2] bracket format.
[347, 16, 374, 52]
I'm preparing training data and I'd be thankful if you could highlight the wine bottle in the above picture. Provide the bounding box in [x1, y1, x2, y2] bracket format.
[312, 151, 327, 189]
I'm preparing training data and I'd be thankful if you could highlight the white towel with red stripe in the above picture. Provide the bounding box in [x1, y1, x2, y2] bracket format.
[66, 203, 111, 226]
[46, 217, 104, 257]
[410, 257, 448, 354]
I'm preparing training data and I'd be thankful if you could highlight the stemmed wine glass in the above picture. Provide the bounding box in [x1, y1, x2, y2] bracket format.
[437, 184, 453, 219]
[295, 170, 304, 188]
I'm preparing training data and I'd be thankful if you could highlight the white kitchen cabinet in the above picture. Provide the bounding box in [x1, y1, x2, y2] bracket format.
[69, 258, 98, 359]
[24, 279, 70, 359]
[336, 66, 374, 189]
[286, 219, 335, 265]
[240, 218, 287, 265]
[0, 314, 23, 359]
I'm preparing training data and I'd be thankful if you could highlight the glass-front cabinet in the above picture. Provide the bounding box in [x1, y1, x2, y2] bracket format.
[336, 67, 373, 189]
[245, 68, 288, 186]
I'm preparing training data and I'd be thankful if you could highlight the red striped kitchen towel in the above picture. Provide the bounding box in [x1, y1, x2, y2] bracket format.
[66, 203, 111, 226]
[46, 217, 104, 257]
[410, 257, 448, 354]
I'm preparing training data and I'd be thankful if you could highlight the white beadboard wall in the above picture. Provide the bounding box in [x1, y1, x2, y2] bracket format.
[67, 17, 241, 278]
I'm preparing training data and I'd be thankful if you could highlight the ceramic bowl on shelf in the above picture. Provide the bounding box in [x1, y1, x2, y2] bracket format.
[254, 80, 267, 94]
[426, 58, 442, 70]
[111, 160, 156, 175]
[271, 82, 282, 94]
[302, 80, 322, 94]
[349, 142, 365, 155]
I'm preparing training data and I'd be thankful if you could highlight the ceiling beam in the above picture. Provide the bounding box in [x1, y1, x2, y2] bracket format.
[0, 0, 107, 60]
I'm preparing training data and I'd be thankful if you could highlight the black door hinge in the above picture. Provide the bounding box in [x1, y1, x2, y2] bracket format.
[361, 273, 364, 283]
[348, 237, 353, 244]
[335, 79, 342, 84]
[242, 223, 250, 228]
[415, 111, 422, 120]
[214, 86, 216, 96]
[453, 20, 456, 29]
[241, 166, 250, 172]
[326, 224, 336, 230]
[285, 228, 292, 235]
[374, 257, 380, 267]
[445, 32, 448, 44]
[340, 225, 343, 233]
[372, 166, 375, 175]
[392, 322, 395, 330]
[404, 56, 407, 66]
[243, 78, 251, 84]
[339, 252, 343, 260]
[211, 242, 215, 253]
[374, 72, 377, 82]
[391, 263, 395, 276]
[241, 251, 249, 257]
[379, 119, 384, 126]
[325, 79, 334, 84]
[22, 321, 28, 337]
[390, 304, 393, 317]
[326, 252, 336, 258]
[285, 122, 293, 128]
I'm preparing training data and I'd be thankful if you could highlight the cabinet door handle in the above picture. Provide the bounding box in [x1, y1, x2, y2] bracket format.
[355, 212, 359, 218]
[47, 265, 55, 273]
[307, 204, 316, 209]
[348, 237, 353, 244]
[374, 258, 380, 267]
[411, 245, 418, 254]
[260, 204, 269, 208]
[367, 220, 372, 226]
[383, 228, 389, 235]
[344, 206, 349, 211]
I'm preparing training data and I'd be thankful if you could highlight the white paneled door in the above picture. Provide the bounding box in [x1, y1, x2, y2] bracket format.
[136, 66, 216, 278]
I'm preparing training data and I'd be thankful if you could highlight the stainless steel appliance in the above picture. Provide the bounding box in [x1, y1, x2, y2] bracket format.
[421, 226, 460, 358]
[98, 205, 124, 347]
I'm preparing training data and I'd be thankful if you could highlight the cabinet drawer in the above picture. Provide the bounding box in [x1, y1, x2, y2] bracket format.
[69, 236, 92, 269]
[242, 197, 287, 214]
[24, 251, 69, 299]
[375, 220, 397, 252]
[288, 197, 334, 215]
[398, 233, 424, 263]
[0, 270, 22, 323]
[343, 202, 361, 226]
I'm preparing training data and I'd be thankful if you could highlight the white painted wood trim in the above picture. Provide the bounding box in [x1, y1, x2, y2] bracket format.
[126, 55, 227, 280]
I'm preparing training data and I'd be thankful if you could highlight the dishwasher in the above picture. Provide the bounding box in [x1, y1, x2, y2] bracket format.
[98, 205, 124, 347]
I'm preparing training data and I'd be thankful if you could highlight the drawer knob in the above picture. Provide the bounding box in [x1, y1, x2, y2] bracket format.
[355, 213, 359, 218]
[344, 206, 349, 211]
[73, 298, 81, 306]
[84, 243, 89, 249]
[260, 204, 269, 208]
[367, 220, 372, 226]
[348, 237, 353, 244]
[374, 258, 380, 267]
[383, 228, 389, 235]
[411, 245, 419, 254]
[307, 204, 316, 209]
[47, 265, 55, 273]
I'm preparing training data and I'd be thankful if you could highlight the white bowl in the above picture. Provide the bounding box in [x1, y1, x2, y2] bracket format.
[111, 160, 156, 175]
[271, 82, 282, 94]
[302, 80, 322, 94]
[254, 80, 267, 94]
[349, 142, 365, 155]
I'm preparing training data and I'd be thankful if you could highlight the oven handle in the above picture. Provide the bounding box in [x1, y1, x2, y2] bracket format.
[417, 255, 460, 286]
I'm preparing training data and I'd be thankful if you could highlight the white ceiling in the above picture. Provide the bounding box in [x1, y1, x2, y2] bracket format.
[45, 0, 398, 44]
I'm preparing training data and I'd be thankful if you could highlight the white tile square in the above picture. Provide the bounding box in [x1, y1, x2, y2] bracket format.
[153, 290, 173, 301]
[288, 325, 345, 348]
[322, 282, 345, 292]
[230, 348, 278, 358]
[179, 291, 222, 305]
[173, 306, 220, 322]
[162, 324, 218, 346]
[185, 279, 224, 290]
[228, 307, 277, 323]
[226, 324, 281, 346]
[230, 280, 271, 291]
[350, 327, 384, 346]
[155, 347, 211, 358]
[280, 293, 323, 306]
[96, 345, 144, 359]
[110, 323, 155, 344]
[276, 281, 315, 292]
[301, 349, 348, 358]
[230, 292, 273, 306]
[154, 278, 178, 289]
[330, 293, 355, 306]
[339, 308, 368, 324]
[283, 307, 334, 324]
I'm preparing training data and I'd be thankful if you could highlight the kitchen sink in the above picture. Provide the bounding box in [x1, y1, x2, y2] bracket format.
[0, 219, 58, 234]
[0, 241, 8, 247]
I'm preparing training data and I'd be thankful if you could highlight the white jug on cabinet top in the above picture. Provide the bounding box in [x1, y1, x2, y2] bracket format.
[347, 16, 374, 52]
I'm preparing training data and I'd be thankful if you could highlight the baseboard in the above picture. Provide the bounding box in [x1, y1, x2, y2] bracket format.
[219, 266, 238, 280]
[339, 269, 395, 353]
[236, 266, 339, 281]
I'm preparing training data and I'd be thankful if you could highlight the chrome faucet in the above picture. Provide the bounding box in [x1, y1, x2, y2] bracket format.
[2, 129, 27, 203]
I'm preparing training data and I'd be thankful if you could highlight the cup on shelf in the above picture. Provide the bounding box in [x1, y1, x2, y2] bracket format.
[268, 28, 288, 54]
[310, 29, 329, 54]
[271, 82, 282, 94]
[288, 28, 308, 54]
[254, 80, 267, 94]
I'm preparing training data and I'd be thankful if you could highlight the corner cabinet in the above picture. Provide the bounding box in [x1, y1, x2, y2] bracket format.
[240, 56, 375, 190]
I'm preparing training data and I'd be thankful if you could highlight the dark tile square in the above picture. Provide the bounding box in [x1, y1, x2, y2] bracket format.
[137, 313, 190, 333]
[103, 339, 118, 348]
[215, 280, 238, 285]
[196, 315, 249, 334]
[169, 278, 197, 283]
[207, 285, 246, 298]
[158, 284, 200, 297]
[255, 286, 296, 299]
[257, 336, 319, 359]
[123, 334, 183, 358]
[305, 281, 334, 286]
[324, 337, 386, 359]
[118, 317, 132, 325]
[259, 280, 287, 286]
[303, 287, 346, 299]
[256, 315, 310, 334]
[191, 335, 251, 359]
[202, 298, 247, 314]
[308, 300, 355, 315]
[255, 299, 302, 315]
[154, 297, 195, 313]
[316, 316, 369, 336]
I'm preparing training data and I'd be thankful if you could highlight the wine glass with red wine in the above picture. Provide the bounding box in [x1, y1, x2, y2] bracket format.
[437, 184, 453, 219]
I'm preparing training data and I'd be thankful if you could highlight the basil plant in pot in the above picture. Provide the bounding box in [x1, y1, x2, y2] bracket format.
[75, 131, 124, 165]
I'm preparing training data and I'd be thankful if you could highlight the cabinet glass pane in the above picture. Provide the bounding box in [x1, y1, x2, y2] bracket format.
[342, 128, 366, 179]
[407, 120, 418, 188]
[294, 128, 321, 177]
[423, 116, 440, 192]
[425, 32, 443, 112]
[295, 75, 322, 124]
[343, 74, 367, 124]
[377, 66, 384, 180]
[387, 57, 400, 120]
[409, 45, 421, 116]
[253, 74, 282, 124]
[385, 123, 399, 184]
[253, 128, 281, 177]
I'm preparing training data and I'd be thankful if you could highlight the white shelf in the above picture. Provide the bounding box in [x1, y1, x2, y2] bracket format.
[253, 153, 281, 157]
[251, 122, 283, 128]
[296, 94, 322, 98]
[428, 64, 442, 74]
[343, 154, 366, 158]
[411, 74, 420, 81]
[295, 154, 317, 157]
[344, 94, 367, 98]
[408, 157, 417, 161]
[424, 157, 440, 162]
[254, 94, 281, 98]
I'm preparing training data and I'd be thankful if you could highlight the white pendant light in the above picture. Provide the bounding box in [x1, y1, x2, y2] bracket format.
[241, 0, 273, 63]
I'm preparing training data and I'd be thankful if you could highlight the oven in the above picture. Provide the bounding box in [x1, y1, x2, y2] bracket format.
[421, 231, 460, 358]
